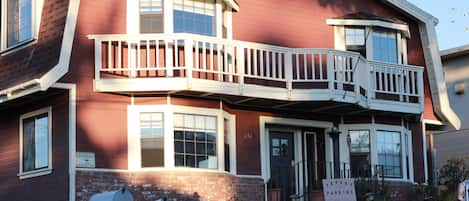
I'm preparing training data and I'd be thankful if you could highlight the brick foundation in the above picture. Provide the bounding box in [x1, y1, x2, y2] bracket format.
[76, 170, 265, 201]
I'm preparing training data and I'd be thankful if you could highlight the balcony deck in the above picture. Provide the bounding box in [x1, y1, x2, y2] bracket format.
[88, 33, 424, 114]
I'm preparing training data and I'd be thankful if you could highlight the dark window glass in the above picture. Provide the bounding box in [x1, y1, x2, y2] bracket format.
[173, 114, 217, 169]
[377, 130, 402, 178]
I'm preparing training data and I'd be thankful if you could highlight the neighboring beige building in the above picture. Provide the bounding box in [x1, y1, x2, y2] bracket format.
[430, 45, 469, 183]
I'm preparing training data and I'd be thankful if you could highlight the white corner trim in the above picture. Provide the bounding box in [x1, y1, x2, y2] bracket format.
[224, 0, 239, 11]
[0, 0, 80, 104]
[52, 83, 77, 201]
[326, 19, 411, 38]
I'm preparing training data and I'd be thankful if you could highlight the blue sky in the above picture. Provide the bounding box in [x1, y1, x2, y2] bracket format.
[408, 0, 469, 50]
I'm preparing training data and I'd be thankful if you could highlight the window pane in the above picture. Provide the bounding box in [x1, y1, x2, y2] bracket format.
[140, 0, 163, 33]
[349, 130, 370, 153]
[372, 30, 398, 63]
[7, 0, 33, 47]
[376, 130, 402, 178]
[173, 0, 215, 36]
[345, 28, 365, 46]
[174, 113, 217, 169]
[35, 115, 49, 169]
[140, 112, 164, 167]
[22, 117, 35, 172]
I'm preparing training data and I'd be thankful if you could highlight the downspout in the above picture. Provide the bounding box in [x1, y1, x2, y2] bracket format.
[52, 83, 76, 201]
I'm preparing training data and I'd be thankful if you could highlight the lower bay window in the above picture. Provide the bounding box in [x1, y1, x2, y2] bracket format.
[18, 107, 52, 179]
[128, 105, 236, 173]
[340, 124, 412, 181]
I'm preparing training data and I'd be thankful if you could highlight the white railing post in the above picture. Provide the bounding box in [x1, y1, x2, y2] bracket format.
[285, 52, 293, 98]
[367, 62, 374, 104]
[94, 39, 102, 81]
[165, 39, 174, 77]
[417, 69, 425, 111]
[184, 39, 194, 87]
[237, 44, 245, 94]
[327, 51, 335, 98]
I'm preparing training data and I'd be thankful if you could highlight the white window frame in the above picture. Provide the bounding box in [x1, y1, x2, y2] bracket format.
[18, 106, 53, 180]
[128, 104, 237, 174]
[339, 123, 414, 183]
[329, 19, 409, 65]
[0, 0, 44, 54]
[127, 0, 231, 39]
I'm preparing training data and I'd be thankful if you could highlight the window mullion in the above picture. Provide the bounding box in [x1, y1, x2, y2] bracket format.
[164, 111, 175, 168]
[163, 0, 173, 33]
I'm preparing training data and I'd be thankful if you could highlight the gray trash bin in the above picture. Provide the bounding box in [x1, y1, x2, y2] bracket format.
[89, 188, 134, 201]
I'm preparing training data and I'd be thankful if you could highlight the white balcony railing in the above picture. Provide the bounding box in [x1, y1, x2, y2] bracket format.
[88, 33, 425, 114]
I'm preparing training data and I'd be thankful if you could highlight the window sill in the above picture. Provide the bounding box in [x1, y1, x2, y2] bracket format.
[17, 168, 52, 180]
[0, 39, 37, 56]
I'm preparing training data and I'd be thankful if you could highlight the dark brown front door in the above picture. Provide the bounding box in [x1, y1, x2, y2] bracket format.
[270, 131, 294, 201]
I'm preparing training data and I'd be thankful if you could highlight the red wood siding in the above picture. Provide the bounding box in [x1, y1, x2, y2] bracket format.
[0, 0, 70, 90]
[0, 91, 69, 201]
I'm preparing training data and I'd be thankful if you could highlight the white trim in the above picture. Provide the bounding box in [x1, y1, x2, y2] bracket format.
[327, 19, 411, 38]
[423, 119, 444, 126]
[0, 0, 80, 104]
[18, 106, 53, 180]
[128, 104, 236, 173]
[259, 116, 333, 182]
[223, 111, 237, 174]
[52, 83, 77, 201]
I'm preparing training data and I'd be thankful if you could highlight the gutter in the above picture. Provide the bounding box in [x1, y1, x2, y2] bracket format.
[0, 0, 80, 104]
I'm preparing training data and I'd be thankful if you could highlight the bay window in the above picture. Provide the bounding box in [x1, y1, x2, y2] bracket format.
[349, 130, 371, 177]
[19, 107, 52, 179]
[328, 18, 409, 64]
[129, 105, 236, 173]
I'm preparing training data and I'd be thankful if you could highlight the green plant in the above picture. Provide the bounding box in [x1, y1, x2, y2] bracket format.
[439, 157, 469, 192]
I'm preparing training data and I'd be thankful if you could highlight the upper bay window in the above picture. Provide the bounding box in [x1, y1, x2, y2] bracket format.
[1, 0, 43, 52]
[130, 0, 236, 38]
[328, 13, 409, 64]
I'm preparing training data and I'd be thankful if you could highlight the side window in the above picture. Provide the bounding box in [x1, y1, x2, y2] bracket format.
[19, 107, 52, 179]
[345, 27, 366, 57]
[376, 130, 402, 178]
[173, 0, 216, 36]
[139, 0, 164, 33]
[1, 0, 34, 49]
[140, 112, 165, 167]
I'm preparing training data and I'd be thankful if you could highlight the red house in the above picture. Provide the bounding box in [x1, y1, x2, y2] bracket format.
[0, 0, 460, 201]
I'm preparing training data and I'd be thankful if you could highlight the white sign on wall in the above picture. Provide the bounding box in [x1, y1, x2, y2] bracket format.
[77, 152, 96, 168]
[322, 179, 357, 201]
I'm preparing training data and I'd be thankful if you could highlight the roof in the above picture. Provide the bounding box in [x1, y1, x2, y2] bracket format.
[441, 44, 469, 60]
[334, 11, 408, 25]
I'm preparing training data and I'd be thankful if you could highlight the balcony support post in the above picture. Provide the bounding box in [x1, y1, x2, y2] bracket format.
[184, 39, 194, 88]
[353, 57, 360, 103]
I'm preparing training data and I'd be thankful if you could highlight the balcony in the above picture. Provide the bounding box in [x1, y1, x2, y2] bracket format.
[88, 33, 424, 114]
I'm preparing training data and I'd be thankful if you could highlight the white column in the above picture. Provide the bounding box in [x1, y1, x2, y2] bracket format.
[127, 0, 140, 34]
[215, 0, 223, 38]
